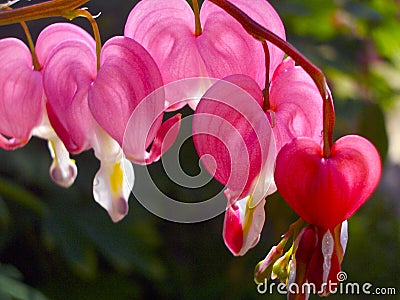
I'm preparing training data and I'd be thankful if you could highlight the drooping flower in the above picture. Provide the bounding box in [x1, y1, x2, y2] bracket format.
[274, 135, 382, 229]
[0, 38, 43, 150]
[42, 30, 180, 221]
[193, 75, 276, 255]
[124, 0, 285, 108]
[192, 58, 323, 255]
[0, 23, 87, 187]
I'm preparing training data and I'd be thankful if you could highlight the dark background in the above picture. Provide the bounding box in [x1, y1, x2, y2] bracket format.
[0, 0, 399, 299]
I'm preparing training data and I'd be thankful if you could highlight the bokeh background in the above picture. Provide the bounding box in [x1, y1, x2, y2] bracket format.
[0, 0, 399, 299]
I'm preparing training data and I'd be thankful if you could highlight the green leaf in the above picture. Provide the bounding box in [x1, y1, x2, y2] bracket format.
[0, 265, 48, 300]
[44, 204, 98, 279]
[0, 177, 48, 217]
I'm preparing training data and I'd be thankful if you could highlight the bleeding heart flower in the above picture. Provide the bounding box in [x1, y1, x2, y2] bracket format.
[0, 23, 85, 188]
[0, 38, 43, 150]
[124, 0, 285, 108]
[43, 32, 180, 221]
[274, 135, 382, 229]
[88, 37, 181, 165]
[193, 75, 276, 255]
[193, 57, 324, 255]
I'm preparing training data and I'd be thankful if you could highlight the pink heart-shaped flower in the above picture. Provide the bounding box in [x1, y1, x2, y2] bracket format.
[274, 135, 381, 229]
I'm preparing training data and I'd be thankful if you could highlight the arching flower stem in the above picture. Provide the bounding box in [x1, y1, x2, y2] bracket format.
[0, 1, 101, 70]
[1, 6, 41, 70]
[19, 20, 40, 70]
[0, 0, 89, 25]
[209, 0, 334, 157]
[74, 8, 102, 70]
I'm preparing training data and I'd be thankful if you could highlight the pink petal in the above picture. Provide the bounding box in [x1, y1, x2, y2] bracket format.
[43, 40, 97, 154]
[125, 0, 286, 108]
[200, 0, 285, 86]
[193, 74, 275, 199]
[145, 113, 182, 164]
[270, 59, 323, 151]
[274, 135, 382, 229]
[223, 191, 266, 256]
[223, 195, 244, 255]
[89, 36, 164, 147]
[125, 0, 207, 84]
[0, 38, 43, 150]
[36, 22, 95, 67]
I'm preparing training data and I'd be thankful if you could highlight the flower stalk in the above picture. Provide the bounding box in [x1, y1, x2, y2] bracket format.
[74, 8, 102, 70]
[0, 6, 41, 70]
[0, 0, 89, 25]
[0, 0, 101, 70]
[262, 41, 270, 112]
[192, 0, 202, 36]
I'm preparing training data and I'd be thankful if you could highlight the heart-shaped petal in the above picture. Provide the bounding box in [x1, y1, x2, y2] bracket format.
[269, 58, 323, 151]
[0, 38, 43, 150]
[43, 39, 97, 153]
[36, 22, 95, 67]
[275, 135, 381, 229]
[193, 75, 275, 201]
[89, 36, 164, 148]
[200, 0, 285, 86]
[125, 0, 285, 106]
[125, 0, 207, 84]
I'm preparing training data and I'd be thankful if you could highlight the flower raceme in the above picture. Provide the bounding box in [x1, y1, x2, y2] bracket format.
[0, 2, 383, 291]
[42, 24, 181, 221]
[192, 58, 323, 255]
[124, 0, 285, 109]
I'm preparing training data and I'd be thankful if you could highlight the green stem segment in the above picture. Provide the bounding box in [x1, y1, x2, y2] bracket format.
[20, 20, 41, 70]
[74, 9, 102, 70]
[1, 6, 41, 70]
[0, 0, 89, 25]
[209, 0, 335, 157]
[192, 0, 202, 36]
[0, 1, 101, 71]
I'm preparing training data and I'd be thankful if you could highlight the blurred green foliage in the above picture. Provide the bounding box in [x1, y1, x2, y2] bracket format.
[0, 0, 399, 299]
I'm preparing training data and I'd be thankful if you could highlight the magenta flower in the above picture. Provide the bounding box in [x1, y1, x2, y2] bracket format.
[274, 135, 382, 230]
[0, 38, 43, 150]
[193, 58, 323, 255]
[0, 23, 86, 187]
[124, 0, 285, 108]
[42, 31, 180, 221]
[193, 75, 276, 255]
[33, 23, 97, 187]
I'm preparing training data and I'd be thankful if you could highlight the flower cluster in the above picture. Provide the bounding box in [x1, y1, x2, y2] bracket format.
[0, 0, 382, 298]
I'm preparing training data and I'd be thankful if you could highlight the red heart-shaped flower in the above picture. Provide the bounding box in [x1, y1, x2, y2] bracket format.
[274, 135, 381, 229]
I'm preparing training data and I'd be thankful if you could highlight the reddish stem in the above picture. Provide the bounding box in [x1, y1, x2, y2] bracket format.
[262, 41, 270, 112]
[192, 0, 202, 36]
[209, 0, 335, 157]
